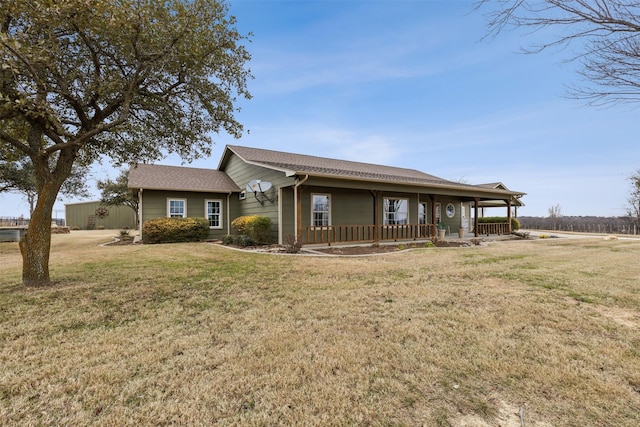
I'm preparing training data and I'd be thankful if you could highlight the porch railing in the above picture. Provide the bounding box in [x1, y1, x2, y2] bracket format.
[475, 222, 510, 235]
[305, 224, 436, 245]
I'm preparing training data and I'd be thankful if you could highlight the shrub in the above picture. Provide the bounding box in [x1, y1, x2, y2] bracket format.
[477, 216, 520, 231]
[235, 234, 254, 247]
[222, 234, 235, 245]
[247, 216, 272, 244]
[71, 226, 80, 230]
[231, 216, 252, 235]
[142, 217, 210, 244]
[96, 225, 105, 230]
[231, 215, 273, 244]
[284, 234, 302, 253]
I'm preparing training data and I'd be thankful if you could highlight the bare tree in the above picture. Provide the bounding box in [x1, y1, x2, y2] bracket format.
[548, 204, 562, 230]
[475, 1, 640, 106]
[627, 170, 640, 232]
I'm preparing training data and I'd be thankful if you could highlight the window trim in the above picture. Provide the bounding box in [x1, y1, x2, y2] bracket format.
[205, 199, 223, 229]
[383, 197, 409, 225]
[311, 193, 331, 228]
[167, 198, 187, 218]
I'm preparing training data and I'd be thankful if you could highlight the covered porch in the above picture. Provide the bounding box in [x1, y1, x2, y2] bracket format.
[294, 184, 523, 246]
[303, 218, 513, 246]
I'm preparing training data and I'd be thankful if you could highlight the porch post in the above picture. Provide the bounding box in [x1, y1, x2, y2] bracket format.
[507, 198, 512, 234]
[430, 195, 437, 238]
[474, 197, 479, 238]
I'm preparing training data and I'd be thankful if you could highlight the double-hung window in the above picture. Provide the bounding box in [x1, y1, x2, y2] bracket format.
[384, 198, 408, 225]
[167, 199, 187, 218]
[312, 194, 331, 227]
[205, 200, 222, 228]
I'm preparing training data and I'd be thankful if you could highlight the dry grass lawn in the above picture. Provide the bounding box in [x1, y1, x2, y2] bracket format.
[1, 231, 639, 426]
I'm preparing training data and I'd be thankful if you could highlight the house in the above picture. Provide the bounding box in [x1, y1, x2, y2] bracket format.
[128, 145, 525, 245]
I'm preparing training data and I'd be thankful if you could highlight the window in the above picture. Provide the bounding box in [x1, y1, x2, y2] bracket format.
[435, 203, 441, 225]
[384, 198, 408, 225]
[418, 202, 427, 225]
[312, 194, 331, 227]
[167, 199, 186, 218]
[206, 200, 222, 228]
[446, 203, 455, 218]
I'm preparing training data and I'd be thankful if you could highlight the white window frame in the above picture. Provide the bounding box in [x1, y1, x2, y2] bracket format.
[167, 198, 187, 218]
[418, 202, 427, 225]
[384, 198, 408, 225]
[205, 199, 223, 229]
[436, 203, 442, 225]
[311, 193, 331, 228]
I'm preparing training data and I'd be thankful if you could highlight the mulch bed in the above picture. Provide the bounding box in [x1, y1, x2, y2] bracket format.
[309, 240, 481, 255]
[106, 237, 486, 255]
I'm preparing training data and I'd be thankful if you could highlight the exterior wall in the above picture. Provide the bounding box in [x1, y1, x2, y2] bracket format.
[433, 197, 472, 233]
[221, 154, 296, 243]
[298, 185, 474, 241]
[140, 190, 235, 240]
[279, 186, 296, 243]
[300, 186, 374, 228]
[65, 201, 136, 230]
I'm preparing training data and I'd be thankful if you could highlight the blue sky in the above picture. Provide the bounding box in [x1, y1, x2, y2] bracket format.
[1, 0, 639, 219]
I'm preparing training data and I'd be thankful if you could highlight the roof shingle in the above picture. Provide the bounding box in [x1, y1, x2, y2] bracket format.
[128, 164, 239, 192]
[225, 145, 455, 186]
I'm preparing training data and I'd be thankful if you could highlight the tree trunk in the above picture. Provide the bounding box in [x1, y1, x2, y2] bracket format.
[19, 183, 59, 286]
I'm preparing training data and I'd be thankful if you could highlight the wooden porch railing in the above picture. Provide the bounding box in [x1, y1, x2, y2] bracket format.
[305, 224, 436, 245]
[475, 222, 510, 235]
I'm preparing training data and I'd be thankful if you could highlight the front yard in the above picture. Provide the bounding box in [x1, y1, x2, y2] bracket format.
[1, 231, 639, 426]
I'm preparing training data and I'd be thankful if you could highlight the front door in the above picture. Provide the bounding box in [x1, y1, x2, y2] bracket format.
[461, 203, 469, 231]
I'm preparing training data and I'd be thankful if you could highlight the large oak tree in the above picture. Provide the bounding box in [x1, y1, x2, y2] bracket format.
[1, 0, 251, 286]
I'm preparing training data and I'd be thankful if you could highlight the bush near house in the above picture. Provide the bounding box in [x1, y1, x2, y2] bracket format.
[477, 216, 520, 231]
[142, 217, 210, 244]
[231, 215, 273, 245]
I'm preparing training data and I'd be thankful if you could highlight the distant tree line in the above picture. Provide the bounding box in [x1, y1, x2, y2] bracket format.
[518, 216, 637, 235]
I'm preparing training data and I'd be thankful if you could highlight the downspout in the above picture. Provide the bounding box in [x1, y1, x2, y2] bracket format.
[138, 188, 143, 238]
[294, 175, 309, 243]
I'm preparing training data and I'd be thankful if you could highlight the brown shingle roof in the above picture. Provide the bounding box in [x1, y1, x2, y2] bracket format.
[225, 145, 455, 186]
[128, 164, 239, 192]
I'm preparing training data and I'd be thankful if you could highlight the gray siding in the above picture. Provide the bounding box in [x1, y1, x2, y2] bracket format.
[299, 186, 472, 233]
[140, 190, 233, 240]
[279, 186, 296, 243]
[300, 187, 374, 228]
[222, 154, 295, 242]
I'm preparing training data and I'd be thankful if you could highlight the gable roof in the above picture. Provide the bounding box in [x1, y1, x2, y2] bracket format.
[220, 145, 525, 199]
[222, 145, 456, 186]
[128, 163, 239, 192]
[475, 182, 525, 207]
